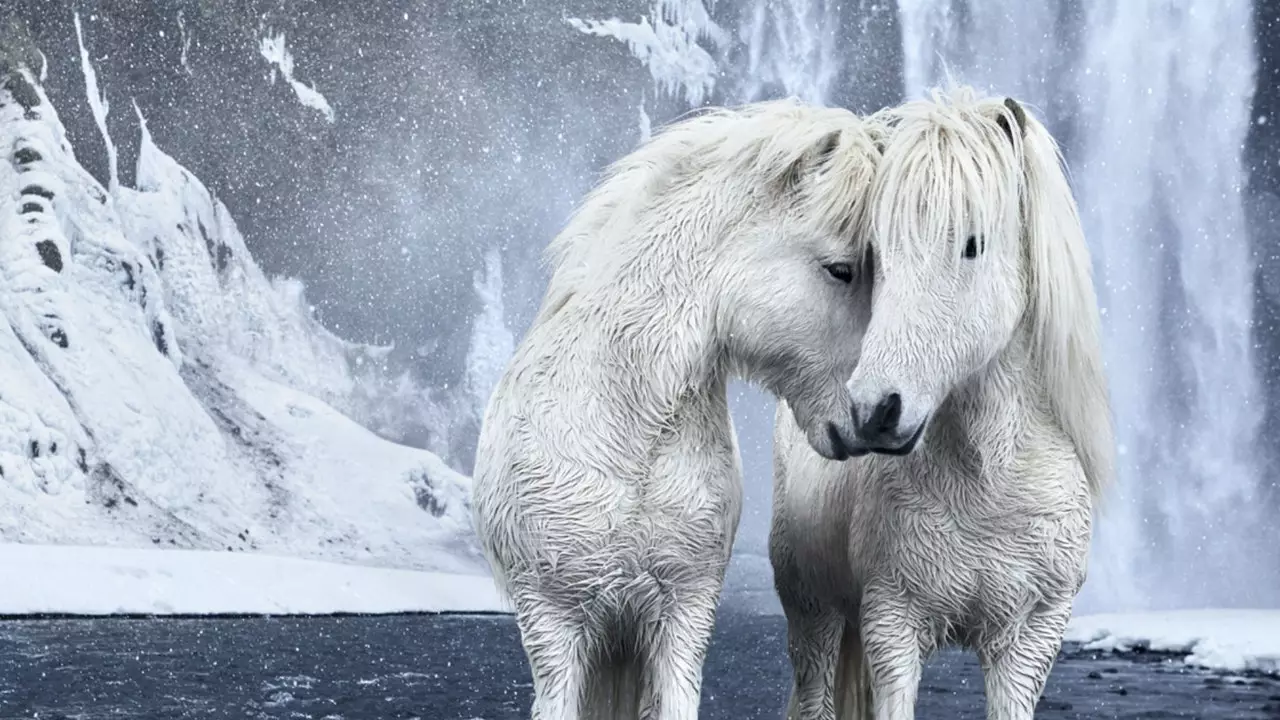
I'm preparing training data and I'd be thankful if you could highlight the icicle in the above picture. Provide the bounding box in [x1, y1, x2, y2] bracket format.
[177, 10, 193, 76]
[567, 0, 728, 107]
[73, 12, 119, 194]
[258, 28, 335, 123]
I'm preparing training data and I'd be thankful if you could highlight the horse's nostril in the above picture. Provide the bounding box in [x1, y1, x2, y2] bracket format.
[855, 392, 904, 439]
[880, 393, 902, 433]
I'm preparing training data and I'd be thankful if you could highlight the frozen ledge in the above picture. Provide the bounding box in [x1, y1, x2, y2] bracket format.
[1066, 610, 1280, 676]
[0, 543, 508, 616]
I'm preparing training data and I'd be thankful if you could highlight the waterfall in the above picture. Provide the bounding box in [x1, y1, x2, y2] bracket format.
[901, 0, 1268, 611]
[1074, 0, 1267, 610]
[464, 247, 515, 426]
[898, 0, 1064, 109]
[734, 0, 843, 104]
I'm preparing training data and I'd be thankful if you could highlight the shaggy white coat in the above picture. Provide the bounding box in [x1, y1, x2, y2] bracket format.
[770, 85, 1115, 720]
[473, 99, 888, 720]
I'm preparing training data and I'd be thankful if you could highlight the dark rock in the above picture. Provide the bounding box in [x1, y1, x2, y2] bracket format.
[198, 218, 215, 260]
[151, 321, 168, 356]
[2, 70, 41, 110]
[215, 243, 233, 272]
[408, 470, 447, 517]
[35, 240, 62, 272]
[12, 146, 41, 164]
[21, 184, 54, 200]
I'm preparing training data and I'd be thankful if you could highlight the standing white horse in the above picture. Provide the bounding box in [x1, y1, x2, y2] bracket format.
[472, 100, 887, 720]
[770, 85, 1114, 720]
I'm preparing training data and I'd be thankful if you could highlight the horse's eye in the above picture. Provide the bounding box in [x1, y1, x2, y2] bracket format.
[825, 262, 854, 283]
[962, 235, 982, 259]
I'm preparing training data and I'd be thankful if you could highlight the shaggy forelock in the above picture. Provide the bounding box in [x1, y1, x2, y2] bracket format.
[869, 86, 1023, 266]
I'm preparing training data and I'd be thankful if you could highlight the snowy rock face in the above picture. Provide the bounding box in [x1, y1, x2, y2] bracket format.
[0, 67, 482, 575]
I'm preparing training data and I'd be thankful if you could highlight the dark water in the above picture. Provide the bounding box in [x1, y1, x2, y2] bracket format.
[0, 613, 1277, 719]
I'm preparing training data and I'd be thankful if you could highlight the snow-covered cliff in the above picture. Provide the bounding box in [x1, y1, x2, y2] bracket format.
[0, 64, 482, 576]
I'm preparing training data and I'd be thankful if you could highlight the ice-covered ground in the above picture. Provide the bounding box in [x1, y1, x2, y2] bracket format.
[1067, 611, 1280, 676]
[0, 48, 484, 600]
[0, 543, 503, 615]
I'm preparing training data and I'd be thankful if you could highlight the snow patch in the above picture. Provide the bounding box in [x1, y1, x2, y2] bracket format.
[258, 29, 335, 123]
[1066, 610, 1280, 676]
[0, 543, 504, 615]
[568, 0, 729, 106]
[0, 57, 481, 593]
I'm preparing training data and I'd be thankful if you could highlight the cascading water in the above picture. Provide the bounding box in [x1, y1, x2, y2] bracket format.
[898, 1, 1063, 109]
[464, 247, 515, 427]
[899, 0, 1268, 612]
[1075, 0, 1268, 610]
[735, 0, 843, 104]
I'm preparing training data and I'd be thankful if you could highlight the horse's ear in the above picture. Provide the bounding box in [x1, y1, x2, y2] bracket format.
[875, 112, 901, 154]
[870, 127, 887, 155]
[782, 129, 842, 192]
[813, 129, 842, 166]
[996, 97, 1028, 144]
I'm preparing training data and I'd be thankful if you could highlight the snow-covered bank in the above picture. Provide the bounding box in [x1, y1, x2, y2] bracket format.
[1066, 611, 1280, 676]
[0, 51, 481, 577]
[0, 543, 506, 615]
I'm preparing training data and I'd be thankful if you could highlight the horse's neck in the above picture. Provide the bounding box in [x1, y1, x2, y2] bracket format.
[568, 263, 730, 442]
[926, 327, 1075, 496]
[537, 185, 744, 459]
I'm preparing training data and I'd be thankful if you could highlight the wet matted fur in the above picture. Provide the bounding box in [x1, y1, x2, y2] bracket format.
[771, 85, 1114, 720]
[473, 99, 889, 719]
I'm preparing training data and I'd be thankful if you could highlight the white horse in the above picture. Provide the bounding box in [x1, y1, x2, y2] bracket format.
[472, 100, 888, 720]
[770, 85, 1114, 720]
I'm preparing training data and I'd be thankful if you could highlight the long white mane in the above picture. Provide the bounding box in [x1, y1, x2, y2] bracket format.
[533, 99, 887, 325]
[873, 85, 1115, 500]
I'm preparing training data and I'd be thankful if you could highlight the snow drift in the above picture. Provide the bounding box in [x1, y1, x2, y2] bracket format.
[0, 543, 503, 615]
[1067, 611, 1280, 677]
[0, 65, 487, 585]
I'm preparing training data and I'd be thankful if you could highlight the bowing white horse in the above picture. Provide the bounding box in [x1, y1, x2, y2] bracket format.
[770, 85, 1114, 720]
[472, 99, 888, 720]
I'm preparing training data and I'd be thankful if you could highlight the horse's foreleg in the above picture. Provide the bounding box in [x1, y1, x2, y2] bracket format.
[776, 576, 842, 719]
[518, 605, 589, 720]
[861, 589, 922, 720]
[979, 603, 1072, 720]
[785, 606, 844, 719]
[639, 585, 721, 720]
